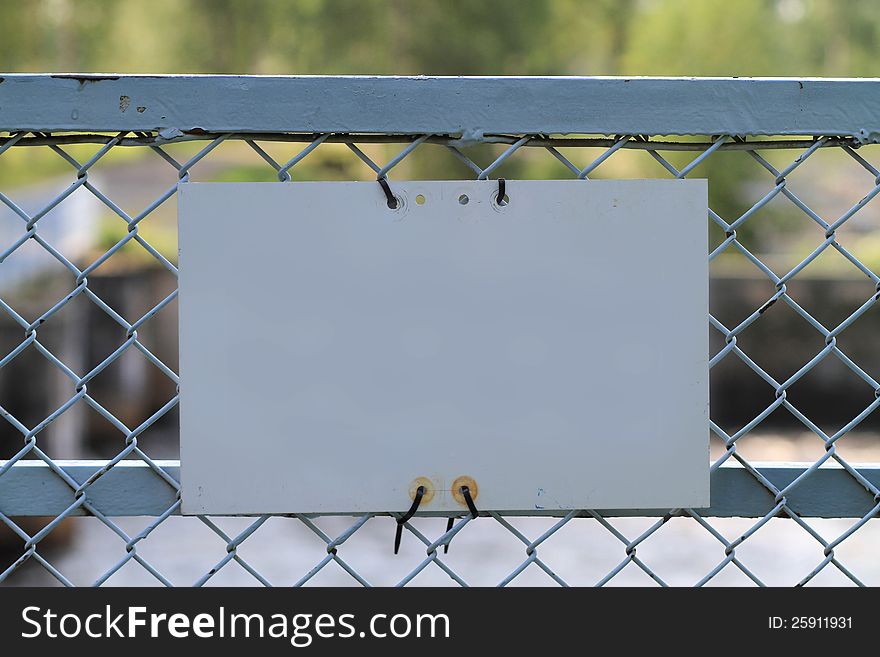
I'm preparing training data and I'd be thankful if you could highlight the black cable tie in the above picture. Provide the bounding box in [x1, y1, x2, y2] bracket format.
[394, 485, 426, 554]
[443, 517, 455, 553]
[496, 177, 506, 205]
[378, 176, 399, 209]
[460, 485, 479, 520]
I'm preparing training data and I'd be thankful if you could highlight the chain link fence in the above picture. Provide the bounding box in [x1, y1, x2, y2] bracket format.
[1, 76, 879, 586]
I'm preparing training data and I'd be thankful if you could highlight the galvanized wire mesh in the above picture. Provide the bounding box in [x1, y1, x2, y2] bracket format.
[1, 126, 879, 586]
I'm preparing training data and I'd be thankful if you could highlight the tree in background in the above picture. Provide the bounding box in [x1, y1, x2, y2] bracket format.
[2, 0, 877, 252]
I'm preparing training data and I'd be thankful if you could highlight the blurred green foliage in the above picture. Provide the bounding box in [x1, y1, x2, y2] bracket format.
[2, 0, 879, 267]
[4, 0, 879, 77]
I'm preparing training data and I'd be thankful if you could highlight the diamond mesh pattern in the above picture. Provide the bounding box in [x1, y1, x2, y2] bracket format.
[1, 129, 879, 586]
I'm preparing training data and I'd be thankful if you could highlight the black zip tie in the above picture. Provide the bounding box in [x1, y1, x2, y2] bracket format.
[460, 485, 479, 520]
[394, 485, 426, 554]
[378, 176, 399, 209]
[443, 517, 455, 553]
[496, 177, 506, 205]
[443, 490, 477, 553]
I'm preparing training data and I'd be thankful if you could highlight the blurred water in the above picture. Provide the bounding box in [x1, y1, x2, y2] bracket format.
[5, 511, 878, 587]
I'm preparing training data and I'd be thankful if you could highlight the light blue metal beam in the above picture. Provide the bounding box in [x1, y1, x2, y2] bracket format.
[1, 76, 880, 141]
[1, 460, 877, 518]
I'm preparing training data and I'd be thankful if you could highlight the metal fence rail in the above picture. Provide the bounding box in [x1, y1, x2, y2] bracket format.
[1, 76, 879, 586]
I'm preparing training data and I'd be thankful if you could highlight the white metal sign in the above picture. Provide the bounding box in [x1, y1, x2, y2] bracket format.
[178, 180, 708, 514]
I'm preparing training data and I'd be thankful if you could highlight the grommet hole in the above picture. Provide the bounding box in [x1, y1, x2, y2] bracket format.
[458, 194, 469, 205]
[415, 194, 426, 205]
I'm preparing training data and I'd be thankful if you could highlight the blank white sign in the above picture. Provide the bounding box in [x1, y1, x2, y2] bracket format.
[179, 180, 708, 514]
